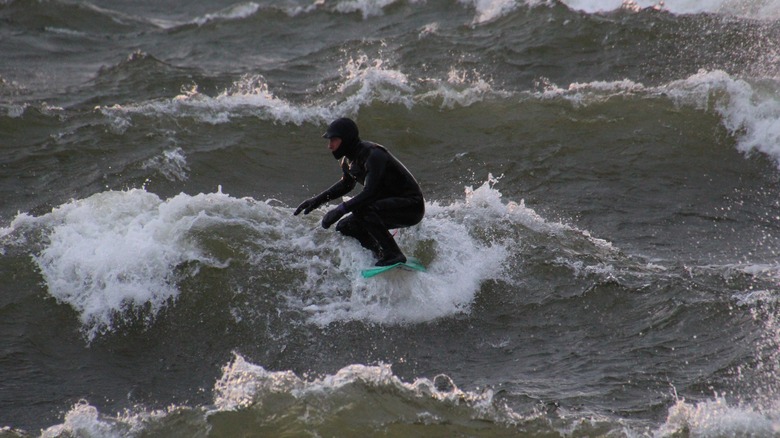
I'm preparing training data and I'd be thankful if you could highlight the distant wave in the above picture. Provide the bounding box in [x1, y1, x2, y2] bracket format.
[190, 2, 261, 26]
[40, 353, 532, 437]
[38, 351, 780, 437]
[562, 0, 780, 20]
[536, 70, 780, 169]
[96, 54, 507, 126]
[95, 60, 780, 171]
[296, 0, 780, 23]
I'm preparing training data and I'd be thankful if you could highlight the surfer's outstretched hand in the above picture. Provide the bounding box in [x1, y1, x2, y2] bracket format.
[294, 196, 321, 216]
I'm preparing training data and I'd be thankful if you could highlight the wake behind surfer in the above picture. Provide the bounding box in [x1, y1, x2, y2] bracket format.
[293, 117, 424, 266]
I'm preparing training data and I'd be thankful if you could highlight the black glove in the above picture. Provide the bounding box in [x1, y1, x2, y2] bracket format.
[294, 195, 324, 216]
[322, 204, 347, 229]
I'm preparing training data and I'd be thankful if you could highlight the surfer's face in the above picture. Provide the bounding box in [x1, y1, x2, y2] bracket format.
[328, 137, 342, 153]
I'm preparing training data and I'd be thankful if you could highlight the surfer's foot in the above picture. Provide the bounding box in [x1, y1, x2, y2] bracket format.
[375, 253, 406, 266]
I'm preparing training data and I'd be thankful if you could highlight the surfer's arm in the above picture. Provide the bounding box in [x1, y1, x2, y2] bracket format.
[293, 163, 356, 215]
[321, 176, 356, 202]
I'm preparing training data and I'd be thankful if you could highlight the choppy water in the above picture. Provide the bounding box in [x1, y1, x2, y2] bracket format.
[4, 0, 780, 436]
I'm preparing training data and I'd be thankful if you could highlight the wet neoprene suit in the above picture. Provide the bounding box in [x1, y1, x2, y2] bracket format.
[323, 140, 424, 227]
[294, 118, 424, 263]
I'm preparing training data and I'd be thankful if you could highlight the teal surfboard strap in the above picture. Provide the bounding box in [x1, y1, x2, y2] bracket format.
[361, 257, 426, 278]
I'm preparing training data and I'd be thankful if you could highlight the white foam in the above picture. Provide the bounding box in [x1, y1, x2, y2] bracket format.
[141, 147, 190, 182]
[40, 401, 122, 438]
[336, 55, 415, 113]
[39, 399, 183, 437]
[535, 70, 780, 170]
[458, 0, 527, 24]
[561, 0, 780, 19]
[296, 176, 584, 326]
[191, 2, 261, 26]
[2, 189, 263, 340]
[38, 353, 520, 435]
[97, 55, 418, 125]
[454, 0, 780, 23]
[334, 0, 402, 19]
[418, 68, 512, 108]
[0, 179, 555, 337]
[659, 396, 780, 436]
[535, 77, 645, 107]
[662, 70, 780, 166]
[213, 353, 501, 415]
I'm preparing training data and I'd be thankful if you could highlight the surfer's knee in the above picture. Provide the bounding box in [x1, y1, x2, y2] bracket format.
[335, 215, 356, 235]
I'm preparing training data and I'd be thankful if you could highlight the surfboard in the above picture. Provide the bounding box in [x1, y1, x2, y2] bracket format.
[361, 257, 426, 278]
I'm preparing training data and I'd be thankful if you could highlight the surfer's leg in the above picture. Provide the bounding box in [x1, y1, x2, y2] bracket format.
[371, 197, 424, 229]
[340, 198, 422, 266]
[335, 214, 382, 257]
[357, 207, 407, 266]
[368, 225, 406, 266]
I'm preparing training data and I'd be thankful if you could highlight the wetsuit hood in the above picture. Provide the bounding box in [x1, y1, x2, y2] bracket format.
[323, 117, 361, 160]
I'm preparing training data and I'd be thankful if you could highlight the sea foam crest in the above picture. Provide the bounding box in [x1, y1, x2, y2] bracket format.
[39, 353, 522, 436]
[458, 0, 528, 24]
[298, 180, 512, 326]
[418, 68, 512, 108]
[333, 0, 404, 19]
[457, 0, 780, 22]
[2, 189, 246, 341]
[40, 401, 122, 438]
[99, 57, 508, 128]
[335, 55, 415, 113]
[662, 70, 780, 166]
[535, 70, 780, 170]
[99, 77, 326, 125]
[561, 0, 780, 20]
[98, 56, 419, 125]
[213, 353, 511, 420]
[141, 147, 190, 182]
[659, 396, 780, 436]
[297, 176, 587, 326]
[192, 2, 261, 26]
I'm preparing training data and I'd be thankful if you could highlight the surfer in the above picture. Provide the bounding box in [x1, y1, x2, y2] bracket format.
[294, 117, 424, 266]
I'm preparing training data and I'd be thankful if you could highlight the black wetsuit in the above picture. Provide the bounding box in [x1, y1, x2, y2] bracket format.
[295, 117, 424, 264]
[335, 141, 424, 234]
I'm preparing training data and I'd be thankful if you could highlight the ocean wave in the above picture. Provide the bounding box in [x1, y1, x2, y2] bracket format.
[458, 0, 528, 24]
[660, 396, 780, 436]
[535, 70, 780, 170]
[332, 0, 412, 19]
[0, 175, 621, 339]
[0, 0, 154, 34]
[189, 1, 262, 26]
[97, 61, 780, 171]
[96, 54, 506, 126]
[37, 352, 780, 437]
[37, 353, 547, 437]
[141, 147, 190, 182]
[298, 178, 515, 326]
[0, 189, 240, 341]
[663, 70, 780, 166]
[562, 0, 780, 20]
[274, 0, 780, 24]
[97, 73, 332, 126]
[458, 0, 780, 24]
